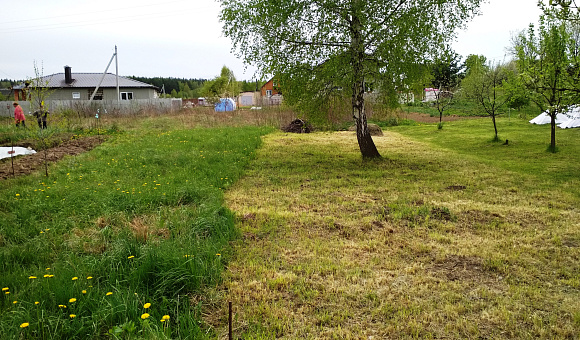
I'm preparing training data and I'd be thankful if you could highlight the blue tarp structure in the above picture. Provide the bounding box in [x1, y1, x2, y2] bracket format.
[214, 98, 236, 112]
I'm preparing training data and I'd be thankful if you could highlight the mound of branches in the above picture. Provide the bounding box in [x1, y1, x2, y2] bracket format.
[282, 119, 312, 133]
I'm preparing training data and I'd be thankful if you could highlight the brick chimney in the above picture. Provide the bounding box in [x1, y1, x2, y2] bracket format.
[64, 66, 73, 85]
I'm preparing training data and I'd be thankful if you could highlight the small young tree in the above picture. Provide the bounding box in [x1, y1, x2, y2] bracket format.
[430, 51, 463, 125]
[28, 61, 57, 176]
[431, 89, 454, 127]
[28, 62, 54, 114]
[514, 15, 580, 151]
[462, 61, 513, 140]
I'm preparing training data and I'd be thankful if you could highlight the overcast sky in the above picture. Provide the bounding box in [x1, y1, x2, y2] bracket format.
[1, 0, 542, 82]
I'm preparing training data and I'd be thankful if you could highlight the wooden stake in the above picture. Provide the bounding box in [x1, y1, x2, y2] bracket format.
[229, 301, 233, 340]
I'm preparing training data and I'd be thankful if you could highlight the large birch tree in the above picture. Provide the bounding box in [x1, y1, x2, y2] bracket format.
[219, 0, 484, 158]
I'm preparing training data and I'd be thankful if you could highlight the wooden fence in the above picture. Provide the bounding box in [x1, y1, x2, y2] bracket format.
[0, 99, 182, 118]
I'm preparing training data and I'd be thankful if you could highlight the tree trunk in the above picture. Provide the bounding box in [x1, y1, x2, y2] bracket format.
[351, 4, 381, 159]
[492, 114, 498, 140]
[550, 114, 557, 151]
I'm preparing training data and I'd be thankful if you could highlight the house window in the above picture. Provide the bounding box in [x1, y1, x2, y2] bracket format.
[88, 88, 103, 100]
[120, 92, 133, 100]
[72, 92, 80, 99]
[266, 90, 272, 97]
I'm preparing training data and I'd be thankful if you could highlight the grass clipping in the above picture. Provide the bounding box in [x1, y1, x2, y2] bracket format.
[214, 130, 579, 339]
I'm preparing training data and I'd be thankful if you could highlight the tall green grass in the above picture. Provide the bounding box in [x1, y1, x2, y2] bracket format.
[0, 126, 271, 339]
[391, 117, 580, 197]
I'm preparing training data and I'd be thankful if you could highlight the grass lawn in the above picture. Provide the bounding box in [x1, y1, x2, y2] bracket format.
[1, 110, 578, 339]
[213, 117, 579, 339]
[0, 114, 273, 339]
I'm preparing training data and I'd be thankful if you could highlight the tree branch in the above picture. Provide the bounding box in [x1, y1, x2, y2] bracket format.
[280, 37, 350, 47]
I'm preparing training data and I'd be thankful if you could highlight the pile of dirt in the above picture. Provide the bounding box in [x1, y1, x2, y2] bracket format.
[282, 119, 312, 133]
[0, 136, 105, 180]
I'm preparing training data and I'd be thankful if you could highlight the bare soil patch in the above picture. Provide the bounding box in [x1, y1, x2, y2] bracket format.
[0, 136, 105, 180]
[401, 111, 481, 123]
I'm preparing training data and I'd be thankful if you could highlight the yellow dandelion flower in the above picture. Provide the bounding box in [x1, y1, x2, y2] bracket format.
[161, 315, 170, 321]
[143, 303, 151, 309]
[141, 313, 150, 319]
[35, 301, 39, 305]
[216, 253, 221, 256]
[72, 277, 78, 281]
[82, 290, 87, 294]
[29, 276, 37, 279]
[5, 292, 9, 295]
[13, 301, 17, 304]
[2, 287, 9, 291]
[69, 298, 76, 303]
[15, 194, 20, 196]
[106, 292, 113, 296]
[20, 322, 29, 328]
[86, 276, 93, 280]
[69, 314, 76, 319]
[46, 268, 51, 270]
[127, 256, 134, 259]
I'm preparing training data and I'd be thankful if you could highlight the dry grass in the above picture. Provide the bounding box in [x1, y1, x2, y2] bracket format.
[208, 130, 579, 339]
[99, 106, 298, 131]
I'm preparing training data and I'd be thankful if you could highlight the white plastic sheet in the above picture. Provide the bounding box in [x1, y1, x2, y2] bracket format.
[0, 147, 36, 160]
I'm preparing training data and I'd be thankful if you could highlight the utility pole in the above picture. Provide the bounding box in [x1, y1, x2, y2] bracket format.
[115, 45, 120, 102]
[89, 48, 118, 102]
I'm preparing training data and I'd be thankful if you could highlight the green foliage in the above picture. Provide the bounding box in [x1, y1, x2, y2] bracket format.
[219, 0, 485, 157]
[128, 77, 206, 98]
[430, 50, 464, 90]
[0, 126, 271, 338]
[462, 54, 488, 78]
[462, 61, 514, 138]
[539, 0, 580, 21]
[201, 66, 240, 103]
[514, 14, 580, 149]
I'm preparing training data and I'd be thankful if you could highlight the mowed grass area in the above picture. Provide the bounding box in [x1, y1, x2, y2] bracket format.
[0, 116, 272, 339]
[214, 117, 579, 339]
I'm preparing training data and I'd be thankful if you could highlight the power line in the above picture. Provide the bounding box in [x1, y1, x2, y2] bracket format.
[0, 11, 190, 33]
[0, 3, 218, 34]
[1, 0, 195, 25]
[0, 6, 219, 34]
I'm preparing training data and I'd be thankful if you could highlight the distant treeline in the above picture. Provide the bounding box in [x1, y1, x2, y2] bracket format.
[128, 76, 262, 99]
[128, 77, 205, 98]
[0, 79, 15, 88]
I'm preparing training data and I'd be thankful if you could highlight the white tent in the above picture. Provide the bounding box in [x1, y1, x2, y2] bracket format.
[558, 107, 580, 129]
[529, 111, 570, 125]
[0, 147, 36, 160]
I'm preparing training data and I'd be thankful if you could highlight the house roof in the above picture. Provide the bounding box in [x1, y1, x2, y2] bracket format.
[14, 73, 156, 89]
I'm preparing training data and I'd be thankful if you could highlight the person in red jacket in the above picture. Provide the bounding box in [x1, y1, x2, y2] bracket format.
[13, 102, 26, 128]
